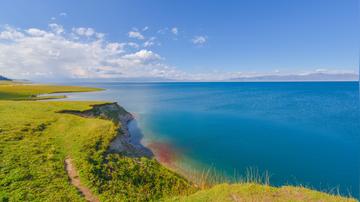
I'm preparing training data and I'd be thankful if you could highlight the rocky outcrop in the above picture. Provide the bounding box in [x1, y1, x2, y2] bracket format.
[60, 102, 153, 158]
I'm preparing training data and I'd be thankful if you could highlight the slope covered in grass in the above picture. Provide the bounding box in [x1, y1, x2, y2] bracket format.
[0, 101, 106, 201]
[0, 84, 194, 201]
[169, 183, 357, 202]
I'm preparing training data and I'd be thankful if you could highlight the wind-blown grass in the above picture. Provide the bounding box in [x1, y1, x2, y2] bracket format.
[168, 183, 357, 202]
[168, 165, 358, 201]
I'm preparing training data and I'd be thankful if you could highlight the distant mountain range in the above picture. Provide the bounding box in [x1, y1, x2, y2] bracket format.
[0, 75, 11, 81]
[230, 73, 359, 82]
[3, 72, 358, 83]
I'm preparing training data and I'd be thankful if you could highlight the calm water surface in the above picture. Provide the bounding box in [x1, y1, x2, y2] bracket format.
[63, 82, 359, 197]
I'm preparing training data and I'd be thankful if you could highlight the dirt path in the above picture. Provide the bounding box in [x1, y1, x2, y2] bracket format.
[65, 158, 100, 202]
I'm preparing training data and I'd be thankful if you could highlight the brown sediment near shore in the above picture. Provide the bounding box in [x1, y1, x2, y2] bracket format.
[146, 138, 221, 189]
[146, 140, 208, 186]
[147, 141, 179, 165]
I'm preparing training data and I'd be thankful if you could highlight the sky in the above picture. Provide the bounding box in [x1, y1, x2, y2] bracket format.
[0, 0, 358, 81]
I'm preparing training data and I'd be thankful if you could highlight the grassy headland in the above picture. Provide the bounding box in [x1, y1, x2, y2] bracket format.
[0, 83, 193, 201]
[0, 82, 357, 202]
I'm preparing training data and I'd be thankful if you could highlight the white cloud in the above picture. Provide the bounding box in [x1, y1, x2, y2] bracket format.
[105, 42, 126, 54]
[59, 12, 67, 16]
[315, 68, 328, 73]
[0, 24, 183, 80]
[143, 37, 157, 47]
[127, 42, 139, 48]
[97, 33, 105, 39]
[49, 23, 64, 35]
[309, 68, 356, 75]
[143, 40, 154, 47]
[142, 26, 149, 31]
[26, 28, 48, 37]
[73, 27, 95, 37]
[171, 27, 178, 35]
[123, 49, 161, 61]
[192, 36, 207, 45]
[128, 31, 144, 40]
[0, 26, 24, 40]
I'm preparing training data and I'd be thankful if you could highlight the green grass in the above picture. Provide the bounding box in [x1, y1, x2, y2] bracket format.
[0, 84, 194, 201]
[168, 166, 357, 201]
[0, 82, 357, 202]
[168, 183, 357, 202]
[0, 101, 102, 201]
[0, 82, 101, 100]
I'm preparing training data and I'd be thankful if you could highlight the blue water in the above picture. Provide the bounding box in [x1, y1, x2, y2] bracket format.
[64, 82, 359, 197]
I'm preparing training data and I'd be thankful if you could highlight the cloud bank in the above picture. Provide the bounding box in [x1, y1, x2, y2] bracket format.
[0, 24, 186, 80]
[0, 24, 357, 81]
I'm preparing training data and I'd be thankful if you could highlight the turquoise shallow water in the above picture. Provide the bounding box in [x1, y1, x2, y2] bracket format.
[64, 82, 359, 197]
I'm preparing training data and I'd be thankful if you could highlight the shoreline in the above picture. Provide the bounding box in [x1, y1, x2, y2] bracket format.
[111, 105, 197, 179]
[119, 112, 209, 186]
[115, 107, 181, 166]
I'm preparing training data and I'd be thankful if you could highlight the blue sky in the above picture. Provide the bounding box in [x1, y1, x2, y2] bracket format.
[0, 0, 358, 80]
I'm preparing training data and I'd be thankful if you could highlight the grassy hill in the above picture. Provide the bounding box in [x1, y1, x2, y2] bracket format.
[0, 82, 357, 202]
